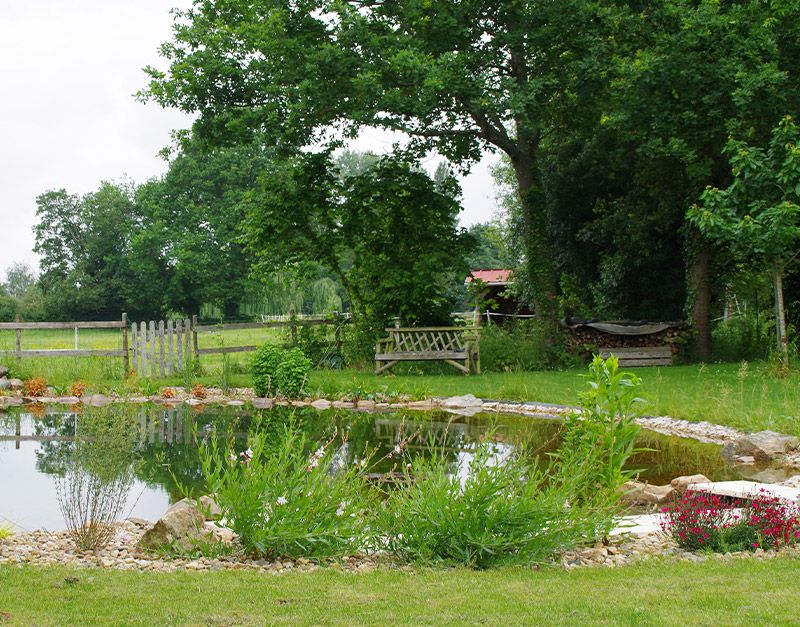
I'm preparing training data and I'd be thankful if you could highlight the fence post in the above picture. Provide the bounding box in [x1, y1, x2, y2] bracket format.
[14, 314, 21, 355]
[122, 313, 129, 377]
[289, 309, 298, 345]
[192, 315, 199, 366]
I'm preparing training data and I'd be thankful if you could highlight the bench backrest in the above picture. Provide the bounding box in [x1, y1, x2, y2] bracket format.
[386, 327, 479, 353]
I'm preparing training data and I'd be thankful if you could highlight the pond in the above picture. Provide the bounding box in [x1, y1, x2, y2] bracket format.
[0, 404, 767, 531]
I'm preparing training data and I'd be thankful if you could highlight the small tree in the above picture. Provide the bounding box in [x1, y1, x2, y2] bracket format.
[687, 116, 800, 362]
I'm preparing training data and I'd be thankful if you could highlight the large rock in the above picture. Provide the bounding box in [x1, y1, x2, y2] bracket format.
[722, 430, 800, 462]
[441, 394, 483, 409]
[619, 481, 674, 506]
[197, 495, 222, 521]
[0, 366, 9, 378]
[139, 499, 206, 550]
[670, 474, 710, 492]
[0, 378, 10, 391]
[6, 378, 23, 391]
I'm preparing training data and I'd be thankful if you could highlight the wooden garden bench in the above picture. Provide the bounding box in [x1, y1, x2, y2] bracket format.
[375, 327, 481, 375]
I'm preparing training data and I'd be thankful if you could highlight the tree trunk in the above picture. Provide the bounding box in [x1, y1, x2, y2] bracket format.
[688, 246, 711, 362]
[773, 264, 789, 364]
[509, 151, 557, 327]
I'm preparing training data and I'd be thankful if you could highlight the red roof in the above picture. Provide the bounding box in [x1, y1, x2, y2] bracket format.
[465, 269, 512, 285]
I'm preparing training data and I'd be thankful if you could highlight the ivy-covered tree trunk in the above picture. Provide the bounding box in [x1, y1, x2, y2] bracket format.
[510, 149, 556, 325]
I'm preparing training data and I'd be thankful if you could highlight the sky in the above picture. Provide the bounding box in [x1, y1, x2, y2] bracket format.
[0, 1, 500, 278]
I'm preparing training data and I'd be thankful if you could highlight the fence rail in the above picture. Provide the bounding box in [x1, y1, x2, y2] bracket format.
[0, 314, 129, 375]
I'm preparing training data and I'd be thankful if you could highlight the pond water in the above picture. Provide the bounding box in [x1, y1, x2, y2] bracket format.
[0, 404, 765, 531]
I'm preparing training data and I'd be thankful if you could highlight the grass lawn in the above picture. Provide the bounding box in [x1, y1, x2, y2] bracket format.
[2, 327, 800, 434]
[0, 558, 797, 625]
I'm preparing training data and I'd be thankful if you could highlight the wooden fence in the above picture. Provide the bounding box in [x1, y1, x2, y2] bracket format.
[0, 314, 129, 375]
[131, 314, 347, 377]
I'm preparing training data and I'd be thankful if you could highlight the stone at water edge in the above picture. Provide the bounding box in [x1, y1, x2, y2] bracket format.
[722, 430, 800, 462]
[6, 378, 23, 391]
[0, 378, 10, 391]
[139, 499, 207, 551]
[619, 481, 675, 506]
[670, 474, 710, 492]
[251, 398, 273, 409]
[441, 394, 483, 409]
[310, 399, 332, 410]
[0, 365, 8, 378]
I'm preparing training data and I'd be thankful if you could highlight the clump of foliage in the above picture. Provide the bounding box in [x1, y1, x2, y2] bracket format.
[161, 387, 176, 399]
[190, 384, 208, 400]
[199, 419, 373, 559]
[479, 321, 550, 372]
[274, 348, 312, 399]
[23, 377, 47, 397]
[251, 344, 284, 397]
[252, 344, 312, 398]
[0, 525, 12, 540]
[69, 380, 87, 398]
[378, 440, 596, 568]
[661, 489, 800, 552]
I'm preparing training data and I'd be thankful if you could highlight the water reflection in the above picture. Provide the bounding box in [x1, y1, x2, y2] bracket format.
[0, 404, 760, 531]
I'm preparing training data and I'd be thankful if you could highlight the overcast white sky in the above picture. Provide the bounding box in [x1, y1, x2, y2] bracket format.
[0, 1, 499, 277]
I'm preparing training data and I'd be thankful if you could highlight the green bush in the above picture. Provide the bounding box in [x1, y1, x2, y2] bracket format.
[251, 344, 285, 397]
[275, 348, 313, 398]
[479, 320, 550, 371]
[199, 419, 374, 559]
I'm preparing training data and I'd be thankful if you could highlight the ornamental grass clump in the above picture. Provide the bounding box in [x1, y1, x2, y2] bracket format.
[660, 489, 800, 552]
[199, 418, 374, 559]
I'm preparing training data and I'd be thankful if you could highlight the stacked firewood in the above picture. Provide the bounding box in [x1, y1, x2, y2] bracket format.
[565, 326, 685, 350]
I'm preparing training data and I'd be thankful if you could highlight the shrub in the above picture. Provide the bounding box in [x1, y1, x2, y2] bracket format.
[378, 439, 604, 568]
[712, 314, 770, 362]
[23, 377, 47, 397]
[199, 419, 373, 559]
[274, 348, 312, 398]
[54, 407, 138, 551]
[479, 321, 549, 371]
[251, 344, 285, 397]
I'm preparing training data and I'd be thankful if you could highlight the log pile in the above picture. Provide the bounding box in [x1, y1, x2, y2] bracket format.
[565, 326, 684, 351]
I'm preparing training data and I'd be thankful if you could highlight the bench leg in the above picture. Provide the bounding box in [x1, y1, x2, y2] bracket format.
[444, 359, 470, 375]
[375, 360, 398, 375]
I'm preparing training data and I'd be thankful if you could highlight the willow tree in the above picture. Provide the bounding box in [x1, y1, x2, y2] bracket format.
[687, 116, 800, 362]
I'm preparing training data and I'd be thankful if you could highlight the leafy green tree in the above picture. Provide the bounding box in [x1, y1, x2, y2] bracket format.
[243, 152, 471, 358]
[137, 137, 273, 318]
[141, 0, 620, 326]
[687, 116, 800, 362]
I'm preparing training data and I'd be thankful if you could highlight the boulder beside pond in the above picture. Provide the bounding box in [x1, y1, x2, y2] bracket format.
[139, 496, 228, 551]
[619, 481, 674, 506]
[722, 430, 800, 462]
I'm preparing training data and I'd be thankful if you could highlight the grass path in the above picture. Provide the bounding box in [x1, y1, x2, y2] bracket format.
[0, 558, 797, 625]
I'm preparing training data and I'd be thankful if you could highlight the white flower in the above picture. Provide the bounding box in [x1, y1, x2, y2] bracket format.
[276, 495, 288, 506]
[393, 444, 401, 454]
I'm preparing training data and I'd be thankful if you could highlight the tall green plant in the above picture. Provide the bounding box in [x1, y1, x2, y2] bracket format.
[199, 419, 374, 559]
[553, 355, 643, 535]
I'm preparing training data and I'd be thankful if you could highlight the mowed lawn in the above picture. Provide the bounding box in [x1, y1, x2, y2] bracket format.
[1, 558, 799, 625]
[2, 327, 800, 435]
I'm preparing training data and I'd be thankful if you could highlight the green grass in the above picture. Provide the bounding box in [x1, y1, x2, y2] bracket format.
[3, 328, 800, 435]
[0, 558, 798, 625]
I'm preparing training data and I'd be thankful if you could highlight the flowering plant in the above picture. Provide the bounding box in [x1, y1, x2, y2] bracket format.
[198, 415, 375, 559]
[660, 489, 800, 552]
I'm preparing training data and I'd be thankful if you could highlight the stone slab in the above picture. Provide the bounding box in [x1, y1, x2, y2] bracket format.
[691, 480, 800, 503]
